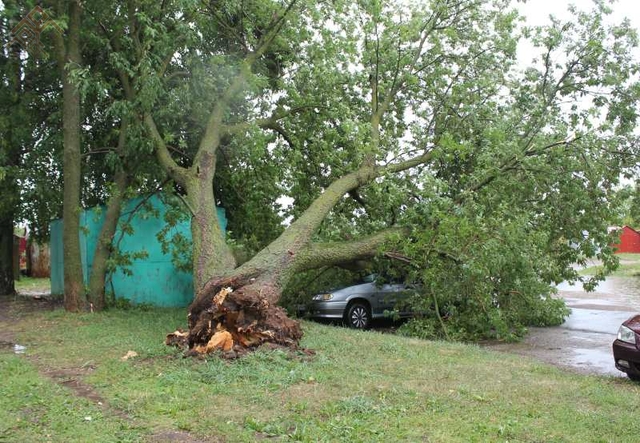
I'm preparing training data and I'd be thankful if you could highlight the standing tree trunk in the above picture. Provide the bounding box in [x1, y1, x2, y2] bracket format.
[185, 168, 236, 292]
[0, 8, 23, 297]
[87, 170, 128, 310]
[146, 112, 237, 292]
[87, 118, 130, 310]
[54, 0, 85, 312]
[0, 220, 14, 296]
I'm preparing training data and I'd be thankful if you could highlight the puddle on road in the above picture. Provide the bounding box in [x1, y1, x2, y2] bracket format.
[557, 276, 640, 311]
[502, 275, 640, 377]
[558, 276, 640, 295]
[570, 348, 621, 377]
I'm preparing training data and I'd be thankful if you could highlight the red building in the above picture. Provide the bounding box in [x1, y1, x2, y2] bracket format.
[613, 226, 640, 254]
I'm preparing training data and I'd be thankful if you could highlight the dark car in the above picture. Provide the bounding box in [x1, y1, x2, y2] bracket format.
[308, 275, 416, 329]
[612, 314, 640, 381]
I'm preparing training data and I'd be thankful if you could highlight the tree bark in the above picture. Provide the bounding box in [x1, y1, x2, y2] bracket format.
[0, 7, 23, 297]
[56, 1, 85, 312]
[287, 227, 408, 279]
[145, 115, 236, 291]
[0, 220, 14, 296]
[185, 161, 236, 292]
[87, 116, 130, 310]
[87, 170, 128, 310]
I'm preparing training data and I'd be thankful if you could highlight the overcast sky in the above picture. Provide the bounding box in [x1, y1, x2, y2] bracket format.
[517, 0, 640, 27]
[516, 0, 640, 63]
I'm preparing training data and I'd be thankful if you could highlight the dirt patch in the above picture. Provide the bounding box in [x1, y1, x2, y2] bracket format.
[0, 294, 62, 319]
[39, 365, 114, 409]
[39, 364, 227, 441]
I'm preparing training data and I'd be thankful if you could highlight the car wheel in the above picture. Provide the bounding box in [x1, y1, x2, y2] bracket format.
[345, 302, 371, 329]
[627, 373, 640, 382]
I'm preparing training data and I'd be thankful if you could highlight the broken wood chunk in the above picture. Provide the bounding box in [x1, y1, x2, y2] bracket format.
[165, 329, 189, 347]
[235, 332, 262, 348]
[120, 350, 138, 361]
[212, 287, 233, 306]
[199, 329, 234, 353]
[237, 320, 258, 334]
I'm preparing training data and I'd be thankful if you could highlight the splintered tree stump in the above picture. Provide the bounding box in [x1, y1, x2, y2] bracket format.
[166, 274, 303, 357]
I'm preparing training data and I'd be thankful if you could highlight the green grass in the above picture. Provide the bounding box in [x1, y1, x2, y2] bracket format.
[2, 305, 640, 442]
[14, 277, 51, 293]
[580, 253, 640, 277]
[0, 354, 142, 442]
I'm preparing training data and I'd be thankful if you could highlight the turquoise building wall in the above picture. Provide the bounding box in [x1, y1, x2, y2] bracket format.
[50, 195, 227, 307]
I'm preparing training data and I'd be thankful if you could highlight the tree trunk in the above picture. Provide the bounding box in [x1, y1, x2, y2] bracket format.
[185, 162, 236, 292]
[87, 117, 130, 310]
[87, 171, 128, 310]
[12, 235, 20, 281]
[57, 1, 85, 312]
[177, 169, 377, 354]
[169, 226, 404, 356]
[0, 8, 22, 297]
[169, 164, 411, 356]
[0, 219, 15, 296]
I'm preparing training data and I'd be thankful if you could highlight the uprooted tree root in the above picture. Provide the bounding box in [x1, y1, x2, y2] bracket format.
[166, 275, 304, 358]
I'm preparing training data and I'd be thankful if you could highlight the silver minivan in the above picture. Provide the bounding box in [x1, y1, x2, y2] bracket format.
[309, 275, 416, 328]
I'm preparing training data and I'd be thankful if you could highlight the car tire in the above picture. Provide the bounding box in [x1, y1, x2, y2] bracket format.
[345, 302, 371, 329]
[627, 373, 640, 382]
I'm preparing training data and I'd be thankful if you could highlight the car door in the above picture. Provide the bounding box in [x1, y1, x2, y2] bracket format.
[372, 283, 405, 315]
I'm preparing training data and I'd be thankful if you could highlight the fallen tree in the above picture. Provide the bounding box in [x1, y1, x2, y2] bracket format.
[90, 0, 639, 353]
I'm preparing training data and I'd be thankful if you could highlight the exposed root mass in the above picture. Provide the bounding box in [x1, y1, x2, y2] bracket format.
[167, 275, 303, 358]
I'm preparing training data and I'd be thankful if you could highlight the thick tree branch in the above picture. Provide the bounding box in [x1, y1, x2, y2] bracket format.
[382, 151, 434, 175]
[248, 149, 435, 271]
[294, 149, 434, 238]
[144, 114, 189, 186]
[291, 227, 409, 273]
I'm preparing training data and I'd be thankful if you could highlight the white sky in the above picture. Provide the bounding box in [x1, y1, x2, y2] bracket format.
[516, 0, 640, 64]
[516, 0, 640, 27]
[515, 0, 639, 188]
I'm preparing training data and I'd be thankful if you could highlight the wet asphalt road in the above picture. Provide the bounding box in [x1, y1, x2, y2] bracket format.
[487, 276, 640, 377]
